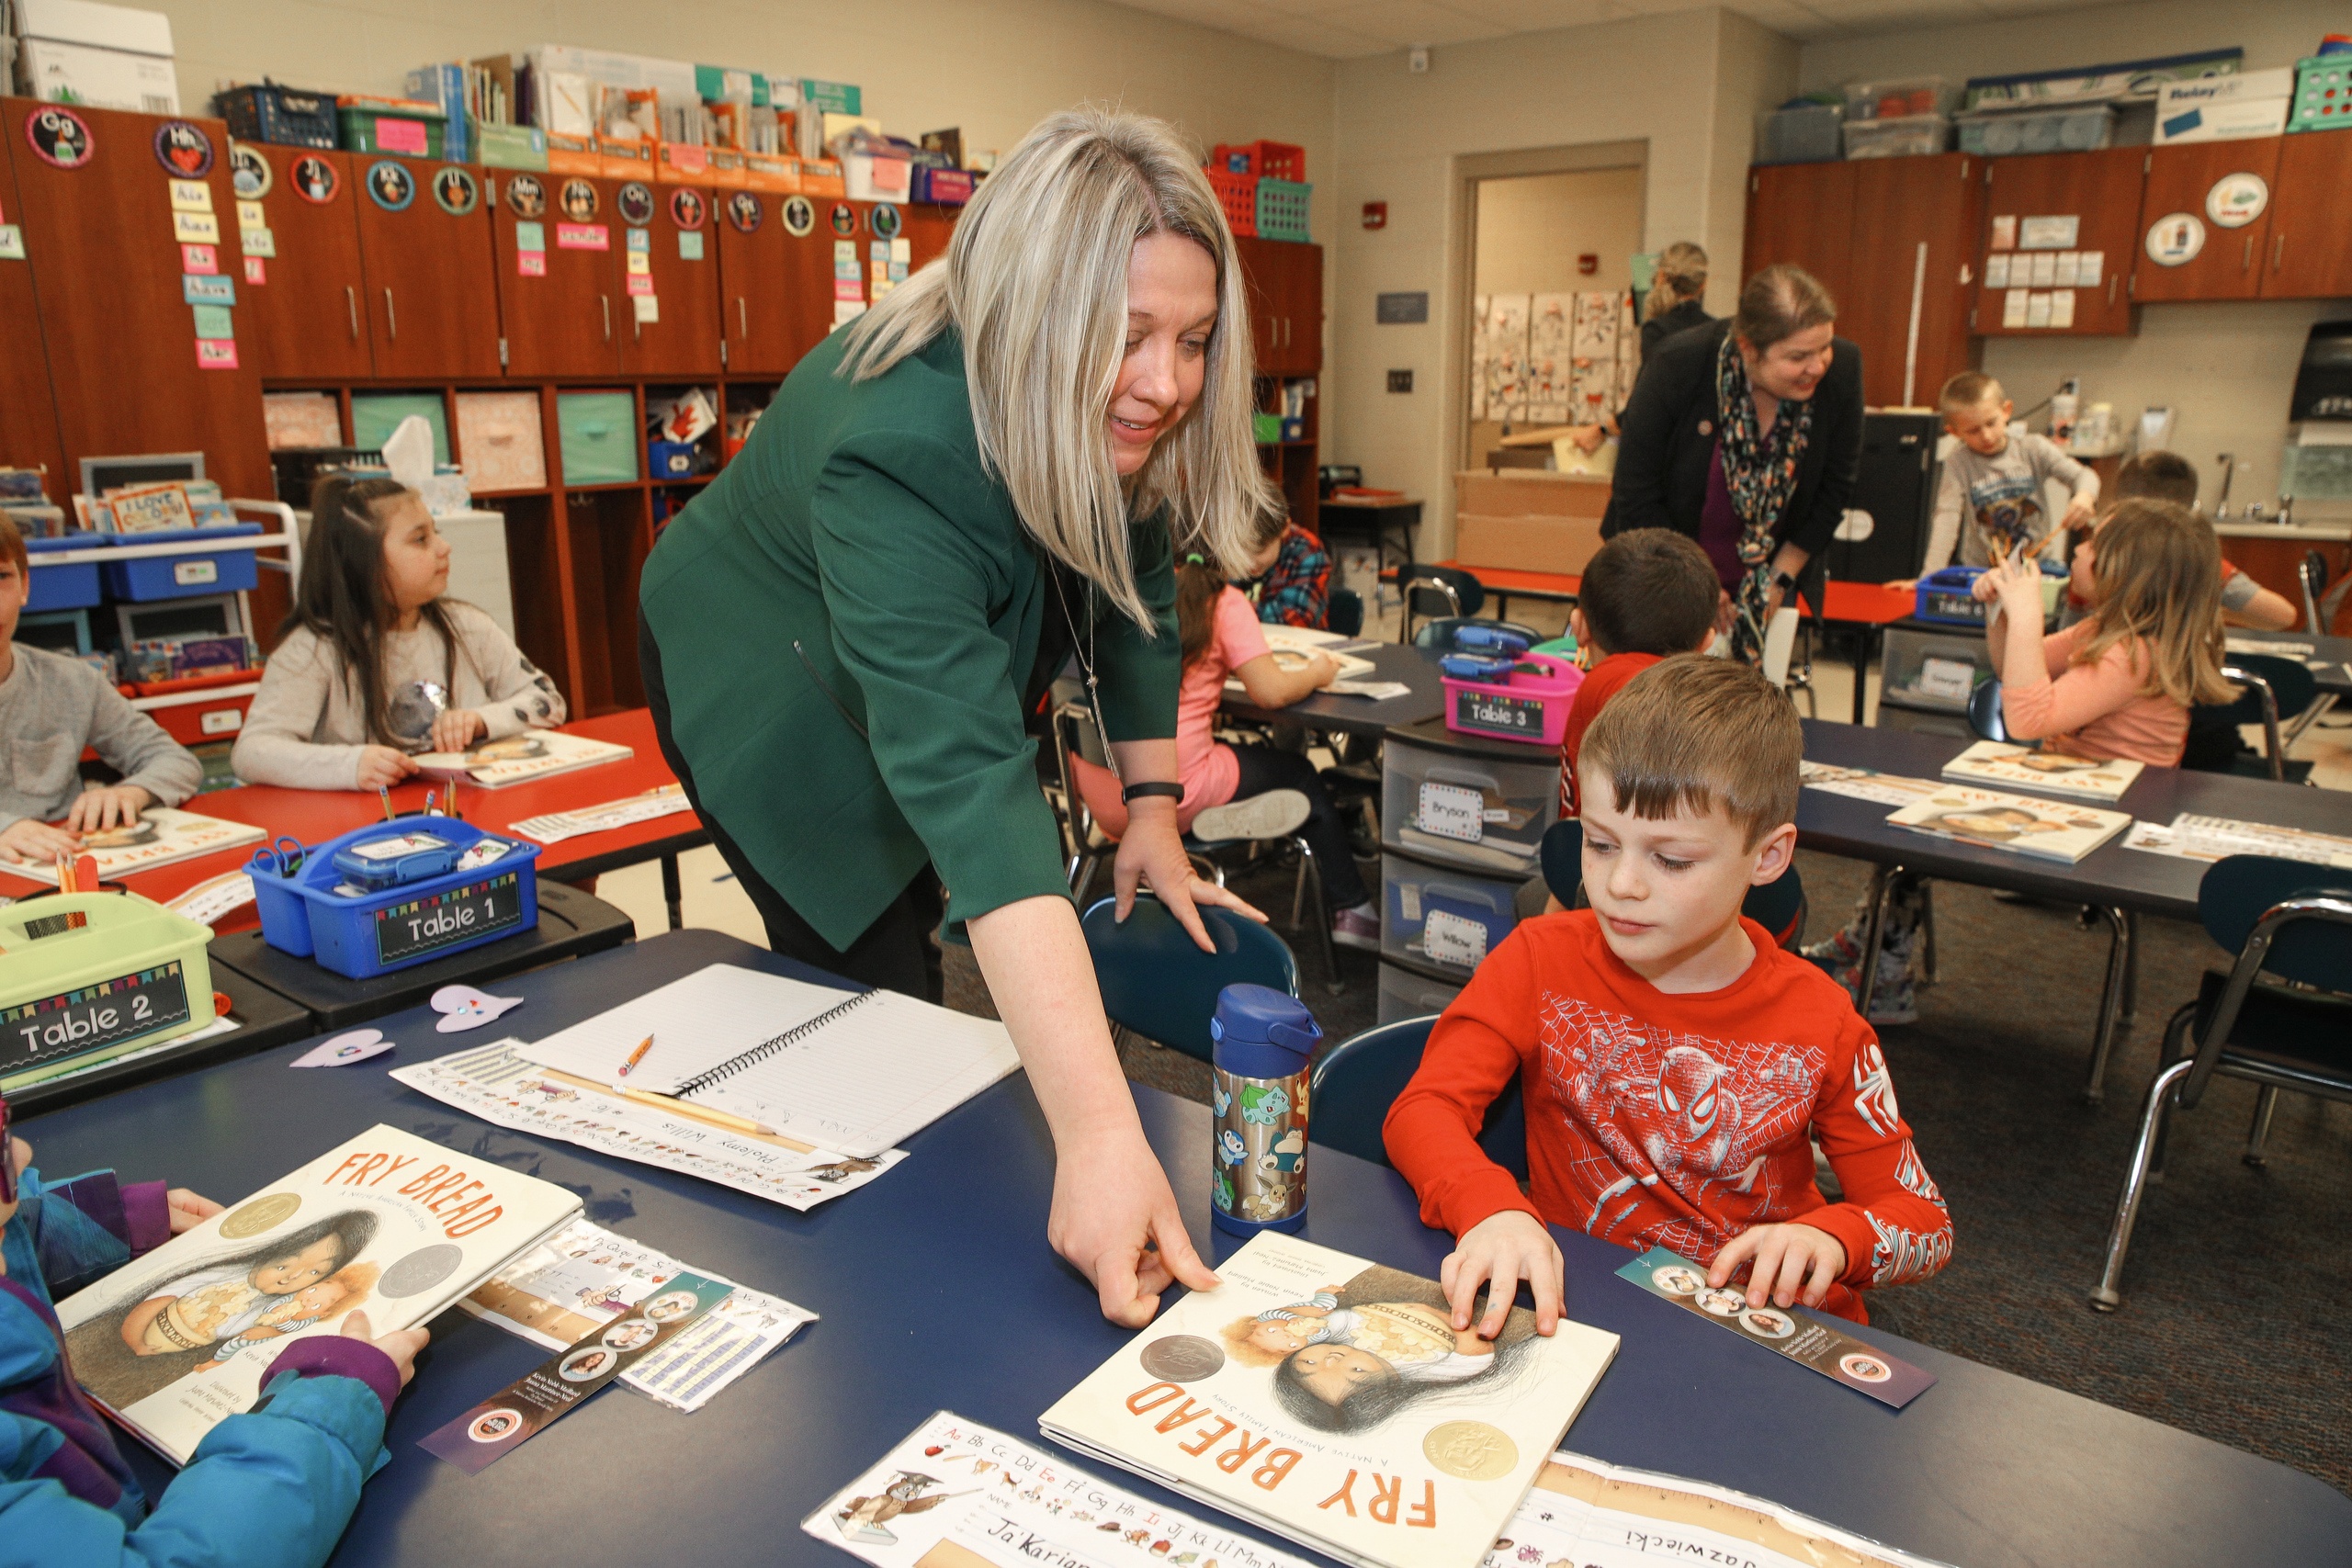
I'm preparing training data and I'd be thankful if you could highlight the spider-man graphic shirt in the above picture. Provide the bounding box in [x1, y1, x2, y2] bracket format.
[1385, 910, 1952, 1324]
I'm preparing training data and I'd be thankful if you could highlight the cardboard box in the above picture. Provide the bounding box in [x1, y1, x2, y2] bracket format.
[1454, 469, 1611, 521]
[16, 36, 176, 112]
[2155, 70, 2293, 143]
[1451, 470, 1611, 575]
[16, 0, 174, 56]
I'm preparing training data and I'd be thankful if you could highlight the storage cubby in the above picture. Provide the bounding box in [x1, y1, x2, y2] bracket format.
[561, 489, 653, 716]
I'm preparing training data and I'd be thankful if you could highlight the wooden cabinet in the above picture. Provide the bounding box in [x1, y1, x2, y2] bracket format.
[238, 148, 372, 379]
[621, 182, 721, 377]
[1974, 147, 2143, 336]
[354, 162, 501, 378]
[3, 100, 269, 498]
[0, 130, 67, 491]
[2265, 131, 2352, 300]
[1744, 162, 1859, 307]
[901, 202, 957, 270]
[1841, 154, 1981, 407]
[1233, 236, 1322, 376]
[717, 190, 794, 376]
[2132, 141, 2279, 303]
[492, 172, 623, 378]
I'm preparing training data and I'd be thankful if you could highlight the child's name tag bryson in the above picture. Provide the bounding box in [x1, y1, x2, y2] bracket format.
[1418, 781, 1485, 843]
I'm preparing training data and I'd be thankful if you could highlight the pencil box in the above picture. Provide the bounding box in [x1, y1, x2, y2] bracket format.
[247, 818, 539, 980]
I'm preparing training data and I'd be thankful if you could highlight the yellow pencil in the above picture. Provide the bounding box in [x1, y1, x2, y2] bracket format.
[617, 1085, 778, 1136]
[616, 1032, 654, 1078]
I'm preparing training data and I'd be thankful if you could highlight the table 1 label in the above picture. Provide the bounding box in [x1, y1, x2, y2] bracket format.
[2, 960, 192, 1073]
[375, 873, 525, 966]
[1453, 687, 1544, 739]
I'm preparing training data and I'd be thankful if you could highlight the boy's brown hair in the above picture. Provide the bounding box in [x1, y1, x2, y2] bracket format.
[2111, 450, 2199, 508]
[0, 509, 26, 580]
[1578, 530, 1719, 657]
[1939, 370, 2003, 415]
[1578, 656, 1800, 848]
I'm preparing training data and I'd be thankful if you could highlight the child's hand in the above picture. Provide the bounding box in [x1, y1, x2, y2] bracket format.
[0, 815, 79, 863]
[342, 1310, 428, 1389]
[353, 746, 418, 791]
[1988, 550, 2046, 615]
[1305, 652, 1340, 690]
[429, 708, 488, 753]
[65, 784, 152, 833]
[2059, 496, 2098, 534]
[166, 1190, 224, 1235]
[1882, 578, 1917, 594]
[1708, 1223, 1848, 1310]
[1442, 1209, 1565, 1338]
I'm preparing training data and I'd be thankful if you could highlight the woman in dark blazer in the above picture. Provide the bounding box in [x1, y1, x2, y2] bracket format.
[1637, 241, 1714, 362]
[1602, 265, 1862, 660]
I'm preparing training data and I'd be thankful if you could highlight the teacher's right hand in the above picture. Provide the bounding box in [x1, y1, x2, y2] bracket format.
[1049, 1122, 1219, 1326]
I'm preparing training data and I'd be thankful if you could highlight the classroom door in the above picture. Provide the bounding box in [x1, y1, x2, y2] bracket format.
[235, 147, 374, 378]
[354, 161, 502, 378]
[0, 125, 68, 491]
[716, 188, 792, 376]
[2262, 130, 2352, 299]
[1974, 146, 2142, 336]
[615, 179, 721, 377]
[2132, 140, 2280, 303]
[1839, 154, 1981, 408]
[492, 171, 624, 378]
[1743, 162, 1859, 303]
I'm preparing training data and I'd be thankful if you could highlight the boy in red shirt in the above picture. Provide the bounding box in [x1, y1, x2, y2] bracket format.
[1557, 530, 1721, 818]
[1387, 657, 1951, 1337]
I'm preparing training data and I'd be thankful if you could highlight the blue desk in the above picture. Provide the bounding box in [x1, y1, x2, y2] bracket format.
[20, 931, 2350, 1568]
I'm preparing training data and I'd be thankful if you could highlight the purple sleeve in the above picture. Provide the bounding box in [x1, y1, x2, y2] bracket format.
[263, 1334, 403, 1416]
[120, 1180, 172, 1257]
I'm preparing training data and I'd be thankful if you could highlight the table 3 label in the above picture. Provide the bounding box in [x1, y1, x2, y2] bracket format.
[1453, 687, 1544, 739]
[376, 873, 525, 966]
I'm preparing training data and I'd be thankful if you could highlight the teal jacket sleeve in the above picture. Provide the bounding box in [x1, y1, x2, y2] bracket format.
[1091, 511, 1181, 745]
[0, 1371, 385, 1568]
[808, 431, 1071, 930]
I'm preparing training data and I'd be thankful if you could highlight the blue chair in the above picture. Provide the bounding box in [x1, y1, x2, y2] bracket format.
[1308, 1015, 1527, 1179]
[1966, 679, 2007, 742]
[1411, 615, 1542, 653]
[2089, 854, 2352, 1311]
[2199, 655, 2319, 784]
[1537, 818, 1807, 951]
[1327, 587, 1364, 638]
[1398, 565, 1486, 642]
[1081, 894, 1298, 1063]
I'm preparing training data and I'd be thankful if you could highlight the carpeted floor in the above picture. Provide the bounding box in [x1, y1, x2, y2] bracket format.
[945, 845, 2352, 1497]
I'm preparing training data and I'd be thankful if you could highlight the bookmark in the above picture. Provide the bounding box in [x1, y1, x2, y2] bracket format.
[1617, 1247, 1937, 1409]
[421, 1272, 730, 1472]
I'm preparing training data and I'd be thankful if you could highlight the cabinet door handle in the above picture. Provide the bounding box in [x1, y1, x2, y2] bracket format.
[2108, 276, 2117, 306]
[345, 286, 358, 342]
[738, 298, 748, 337]
[2274, 233, 2288, 273]
[602, 296, 612, 340]
[382, 288, 396, 340]
[2245, 235, 2256, 273]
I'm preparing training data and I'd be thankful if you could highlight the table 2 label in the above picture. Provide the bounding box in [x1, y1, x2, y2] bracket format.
[1417, 780, 1486, 842]
[375, 873, 525, 966]
[1453, 687, 1544, 739]
[2, 960, 192, 1073]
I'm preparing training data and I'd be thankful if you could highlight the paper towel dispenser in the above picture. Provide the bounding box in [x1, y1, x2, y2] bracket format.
[2290, 320, 2352, 423]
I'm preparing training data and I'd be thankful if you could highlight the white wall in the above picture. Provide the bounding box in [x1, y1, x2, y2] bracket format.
[1474, 166, 1645, 296]
[1804, 0, 2352, 512]
[1327, 7, 1795, 556]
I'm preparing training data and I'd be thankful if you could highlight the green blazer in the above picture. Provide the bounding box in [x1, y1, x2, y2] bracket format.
[639, 326, 1179, 949]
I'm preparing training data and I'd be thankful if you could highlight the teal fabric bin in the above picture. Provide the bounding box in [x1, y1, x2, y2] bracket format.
[558, 392, 640, 486]
[351, 393, 451, 466]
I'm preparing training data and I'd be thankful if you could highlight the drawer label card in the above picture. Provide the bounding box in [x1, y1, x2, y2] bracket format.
[1422, 908, 1488, 968]
[1418, 781, 1486, 843]
[1917, 656, 1975, 703]
[173, 559, 220, 586]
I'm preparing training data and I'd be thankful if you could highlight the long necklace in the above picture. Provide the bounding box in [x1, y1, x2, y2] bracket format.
[1049, 561, 1121, 786]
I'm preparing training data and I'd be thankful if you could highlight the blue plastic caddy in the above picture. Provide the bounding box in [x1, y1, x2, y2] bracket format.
[247, 818, 541, 980]
[24, 535, 101, 612]
[101, 524, 266, 602]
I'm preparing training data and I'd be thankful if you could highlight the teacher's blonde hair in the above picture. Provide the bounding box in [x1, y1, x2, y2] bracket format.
[838, 105, 1268, 630]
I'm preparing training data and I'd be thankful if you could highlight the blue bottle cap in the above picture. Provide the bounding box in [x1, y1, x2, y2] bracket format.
[1210, 984, 1321, 1078]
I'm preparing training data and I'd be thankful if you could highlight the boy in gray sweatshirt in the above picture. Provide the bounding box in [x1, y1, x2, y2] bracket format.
[1894, 370, 2100, 589]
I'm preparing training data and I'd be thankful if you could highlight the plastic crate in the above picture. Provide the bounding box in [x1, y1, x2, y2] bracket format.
[1204, 165, 1256, 237]
[1381, 850, 1520, 977]
[216, 82, 339, 150]
[1383, 719, 1559, 874]
[1213, 141, 1305, 182]
[477, 122, 549, 170]
[1878, 623, 1993, 717]
[24, 535, 100, 612]
[2290, 55, 2352, 131]
[336, 96, 446, 160]
[100, 523, 266, 602]
[247, 818, 539, 978]
[1843, 78, 1955, 121]
[125, 669, 258, 748]
[1254, 176, 1311, 243]
[1377, 959, 1462, 1025]
[0, 893, 219, 1093]
[1759, 103, 1844, 164]
[558, 392, 641, 486]
[1843, 114, 1951, 158]
[1957, 105, 2115, 156]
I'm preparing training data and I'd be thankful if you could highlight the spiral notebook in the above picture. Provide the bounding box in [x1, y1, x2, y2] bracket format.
[513, 964, 1022, 1156]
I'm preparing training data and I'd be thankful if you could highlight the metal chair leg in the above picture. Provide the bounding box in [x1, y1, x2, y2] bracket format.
[2089, 1055, 2196, 1312]
[1854, 864, 1896, 1019]
[1292, 834, 1342, 995]
[661, 852, 684, 931]
[2120, 908, 2139, 1021]
[2244, 1085, 2279, 1168]
[1917, 882, 1938, 984]
[2148, 1003, 2197, 1180]
[2084, 905, 2133, 1106]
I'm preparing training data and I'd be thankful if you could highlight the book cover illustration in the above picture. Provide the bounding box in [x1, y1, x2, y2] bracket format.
[807, 1411, 1316, 1568]
[1039, 1233, 1619, 1568]
[2122, 811, 2352, 870]
[1795, 761, 1939, 809]
[0, 808, 266, 886]
[1939, 740, 2143, 803]
[1883, 784, 2131, 864]
[411, 728, 631, 787]
[54, 1125, 581, 1465]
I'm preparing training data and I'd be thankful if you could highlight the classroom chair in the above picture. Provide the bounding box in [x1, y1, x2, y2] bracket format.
[1080, 893, 1299, 1062]
[2299, 548, 2346, 637]
[2089, 854, 2352, 1312]
[1966, 679, 2009, 743]
[1536, 818, 1810, 951]
[1327, 587, 1365, 638]
[1411, 615, 1543, 652]
[1397, 565, 1486, 643]
[2199, 656, 2319, 784]
[1307, 1015, 1527, 1179]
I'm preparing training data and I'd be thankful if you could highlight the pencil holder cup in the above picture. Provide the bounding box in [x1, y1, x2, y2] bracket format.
[1210, 984, 1321, 1237]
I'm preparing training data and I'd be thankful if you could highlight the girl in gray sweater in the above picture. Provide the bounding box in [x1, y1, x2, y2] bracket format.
[231, 479, 564, 792]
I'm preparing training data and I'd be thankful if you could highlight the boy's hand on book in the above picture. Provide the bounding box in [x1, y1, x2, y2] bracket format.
[1709, 1223, 1847, 1311]
[0, 816, 80, 863]
[354, 746, 420, 791]
[165, 1189, 224, 1235]
[1444, 1210, 1564, 1338]
[429, 708, 489, 753]
[341, 1310, 429, 1389]
[65, 784, 152, 832]
[1049, 1124, 1219, 1328]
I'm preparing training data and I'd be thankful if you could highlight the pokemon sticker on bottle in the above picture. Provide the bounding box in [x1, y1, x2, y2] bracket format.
[25, 105, 93, 170]
[1208, 987, 1320, 1235]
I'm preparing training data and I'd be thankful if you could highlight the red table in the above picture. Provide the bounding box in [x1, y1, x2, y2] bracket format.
[1, 710, 709, 931]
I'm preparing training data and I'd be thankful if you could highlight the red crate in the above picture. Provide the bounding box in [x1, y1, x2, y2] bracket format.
[1212, 141, 1306, 182]
[1204, 165, 1257, 236]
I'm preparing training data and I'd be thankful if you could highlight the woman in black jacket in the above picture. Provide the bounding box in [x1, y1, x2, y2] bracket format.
[1638, 241, 1714, 361]
[1602, 264, 1862, 661]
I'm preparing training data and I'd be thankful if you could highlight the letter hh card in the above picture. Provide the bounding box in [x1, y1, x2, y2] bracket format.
[1616, 1248, 1936, 1409]
[806, 1411, 1317, 1568]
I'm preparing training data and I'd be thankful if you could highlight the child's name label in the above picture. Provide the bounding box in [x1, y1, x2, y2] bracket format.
[240, 226, 276, 257]
[173, 210, 220, 243]
[1421, 908, 1487, 967]
[556, 222, 608, 250]
[169, 178, 213, 212]
[1916, 657, 1975, 703]
[1417, 781, 1486, 843]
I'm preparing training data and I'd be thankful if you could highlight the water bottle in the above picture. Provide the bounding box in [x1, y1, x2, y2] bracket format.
[1210, 983, 1322, 1237]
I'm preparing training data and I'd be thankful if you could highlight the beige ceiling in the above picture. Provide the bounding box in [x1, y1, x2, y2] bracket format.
[1110, 0, 2099, 57]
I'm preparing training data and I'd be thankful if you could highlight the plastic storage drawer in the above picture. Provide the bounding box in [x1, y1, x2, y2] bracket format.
[1843, 115, 1950, 158]
[1957, 106, 2114, 156]
[1842, 78, 1954, 121]
[336, 101, 446, 160]
[558, 393, 641, 486]
[1382, 851, 1520, 977]
[1759, 104, 1843, 164]
[24, 535, 99, 612]
[1877, 624, 1992, 719]
[1383, 716, 1558, 874]
[1377, 959, 1464, 1025]
[100, 524, 265, 602]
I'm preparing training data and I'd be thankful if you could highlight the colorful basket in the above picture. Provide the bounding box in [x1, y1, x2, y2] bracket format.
[1212, 141, 1305, 182]
[1204, 165, 1257, 237]
[1254, 177, 1312, 243]
[2290, 54, 2352, 132]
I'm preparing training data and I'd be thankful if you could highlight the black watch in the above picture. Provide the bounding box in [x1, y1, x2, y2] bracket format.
[1122, 781, 1185, 805]
[1772, 570, 1798, 594]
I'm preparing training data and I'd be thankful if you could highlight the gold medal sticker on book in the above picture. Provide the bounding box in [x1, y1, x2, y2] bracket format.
[1039, 1233, 1619, 1568]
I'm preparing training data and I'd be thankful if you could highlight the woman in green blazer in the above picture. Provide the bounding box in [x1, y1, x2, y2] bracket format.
[639, 108, 1269, 1325]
